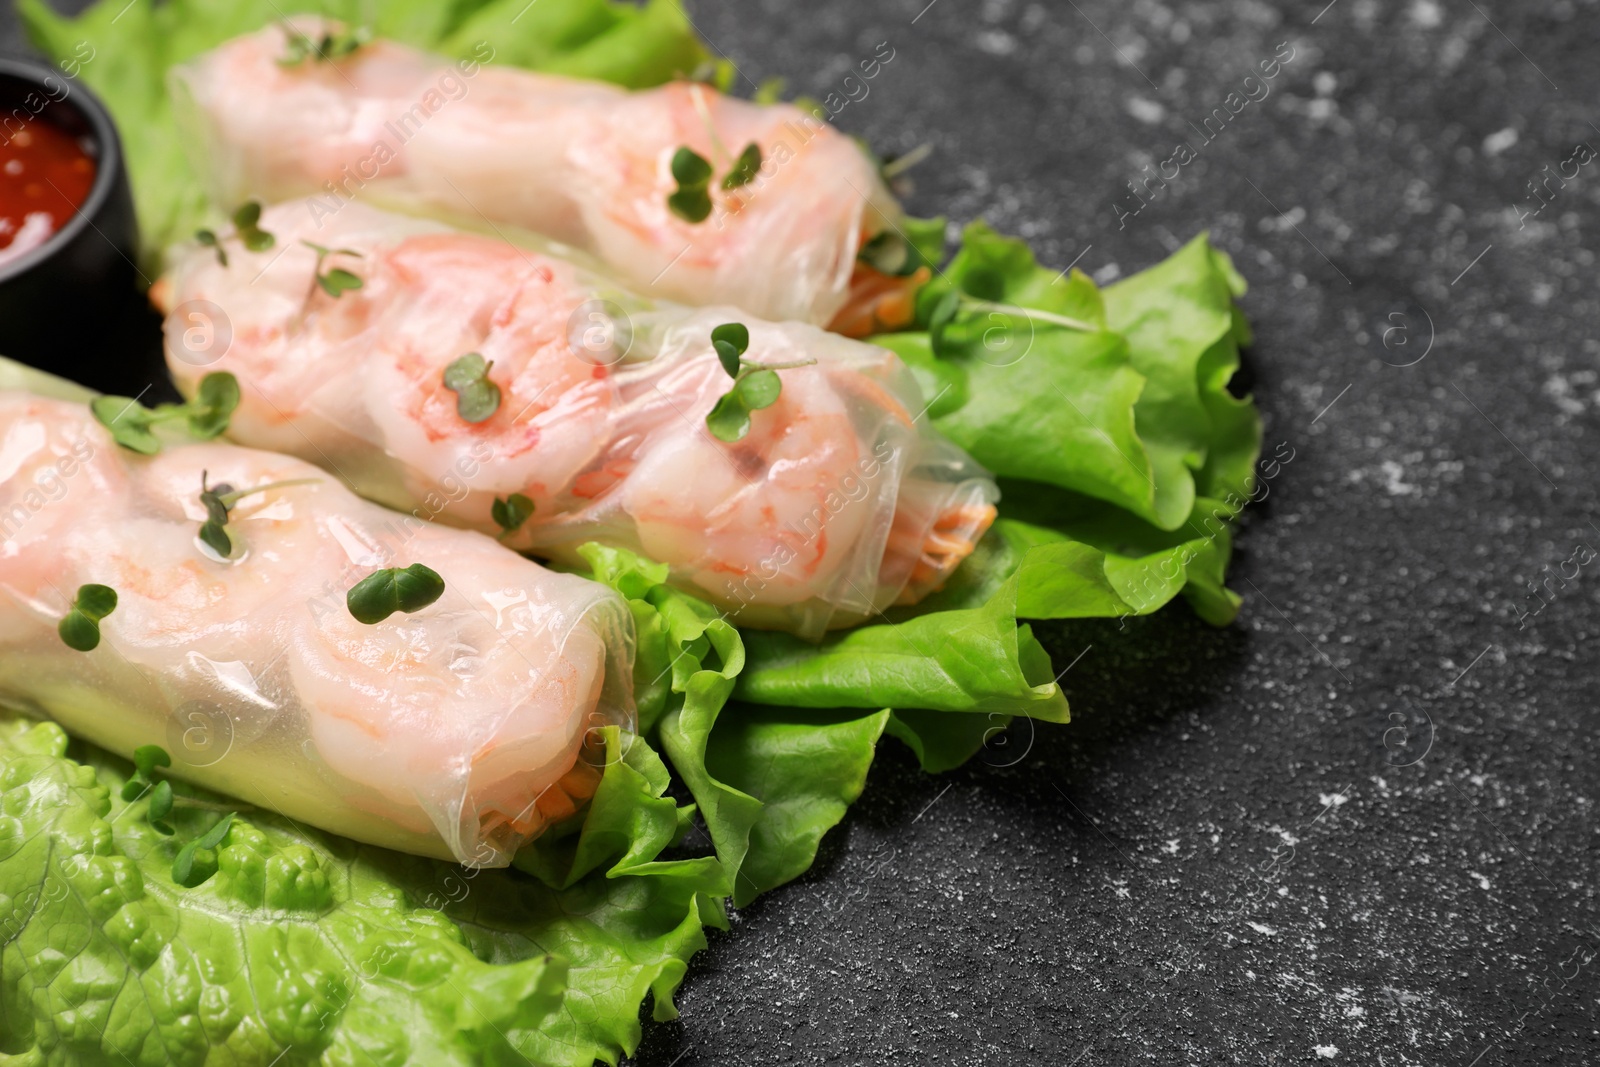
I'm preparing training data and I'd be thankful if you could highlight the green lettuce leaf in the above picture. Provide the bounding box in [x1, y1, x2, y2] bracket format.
[578, 544, 896, 909]
[17, 0, 709, 265]
[706, 705, 889, 907]
[876, 224, 1259, 532]
[884, 708, 1007, 775]
[1102, 233, 1262, 514]
[0, 716, 714, 1067]
[735, 574, 1069, 721]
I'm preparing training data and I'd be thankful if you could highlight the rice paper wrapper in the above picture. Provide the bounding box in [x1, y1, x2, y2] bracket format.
[159, 199, 997, 638]
[0, 384, 635, 866]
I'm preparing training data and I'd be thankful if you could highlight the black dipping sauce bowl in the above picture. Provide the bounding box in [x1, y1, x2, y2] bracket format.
[0, 57, 166, 397]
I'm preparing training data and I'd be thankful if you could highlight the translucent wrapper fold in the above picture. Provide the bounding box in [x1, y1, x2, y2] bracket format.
[0, 389, 635, 867]
[157, 199, 996, 637]
[170, 18, 903, 327]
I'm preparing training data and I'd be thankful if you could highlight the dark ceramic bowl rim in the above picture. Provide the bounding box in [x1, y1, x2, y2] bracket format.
[0, 56, 124, 285]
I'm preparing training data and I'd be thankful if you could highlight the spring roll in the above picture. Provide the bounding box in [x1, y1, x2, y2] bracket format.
[170, 18, 910, 330]
[0, 386, 634, 866]
[155, 199, 996, 638]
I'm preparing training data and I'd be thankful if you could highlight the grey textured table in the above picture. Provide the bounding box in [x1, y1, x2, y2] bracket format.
[4, 2, 1598, 1064]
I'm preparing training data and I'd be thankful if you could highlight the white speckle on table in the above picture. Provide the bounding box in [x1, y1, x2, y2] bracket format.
[1163, 839, 1180, 855]
[1315, 1046, 1339, 1060]
[975, 30, 1017, 56]
[1470, 871, 1492, 890]
[1319, 791, 1349, 809]
[1126, 96, 1165, 124]
[1259, 205, 1307, 233]
[1247, 922, 1278, 936]
[1365, 460, 1419, 496]
[1483, 127, 1518, 156]
[1410, 0, 1443, 27]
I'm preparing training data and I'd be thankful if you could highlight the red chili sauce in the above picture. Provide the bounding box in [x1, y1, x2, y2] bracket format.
[0, 115, 96, 268]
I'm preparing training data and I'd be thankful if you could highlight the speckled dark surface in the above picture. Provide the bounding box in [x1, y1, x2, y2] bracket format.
[4, 1, 1598, 1064]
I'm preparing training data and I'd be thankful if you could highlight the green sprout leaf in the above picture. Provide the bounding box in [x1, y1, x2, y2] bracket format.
[58, 583, 117, 652]
[147, 780, 173, 820]
[667, 187, 712, 223]
[188, 372, 240, 439]
[194, 228, 227, 267]
[198, 520, 232, 557]
[89, 395, 162, 454]
[347, 564, 447, 625]
[194, 473, 318, 561]
[199, 478, 233, 526]
[702, 322, 809, 441]
[711, 323, 750, 350]
[147, 780, 174, 832]
[120, 743, 172, 803]
[74, 583, 118, 620]
[57, 611, 101, 652]
[196, 810, 236, 850]
[722, 142, 762, 189]
[668, 146, 714, 223]
[705, 391, 752, 443]
[133, 744, 171, 779]
[170, 836, 226, 888]
[441, 352, 501, 423]
[230, 200, 274, 253]
[302, 240, 364, 298]
[318, 267, 363, 296]
[713, 338, 742, 378]
[491, 493, 535, 536]
[736, 368, 781, 410]
[193, 203, 273, 265]
[91, 373, 239, 452]
[670, 146, 712, 186]
[279, 24, 370, 67]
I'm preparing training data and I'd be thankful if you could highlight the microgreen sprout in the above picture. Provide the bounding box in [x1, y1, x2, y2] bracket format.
[194, 201, 275, 267]
[116, 743, 242, 883]
[491, 493, 535, 538]
[120, 744, 170, 803]
[278, 23, 370, 67]
[441, 352, 501, 423]
[172, 812, 236, 888]
[347, 564, 446, 625]
[302, 241, 364, 298]
[721, 142, 762, 189]
[703, 322, 814, 443]
[91, 372, 241, 454]
[667, 141, 764, 222]
[880, 142, 934, 182]
[667, 147, 714, 222]
[57, 583, 117, 652]
[197, 471, 321, 559]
